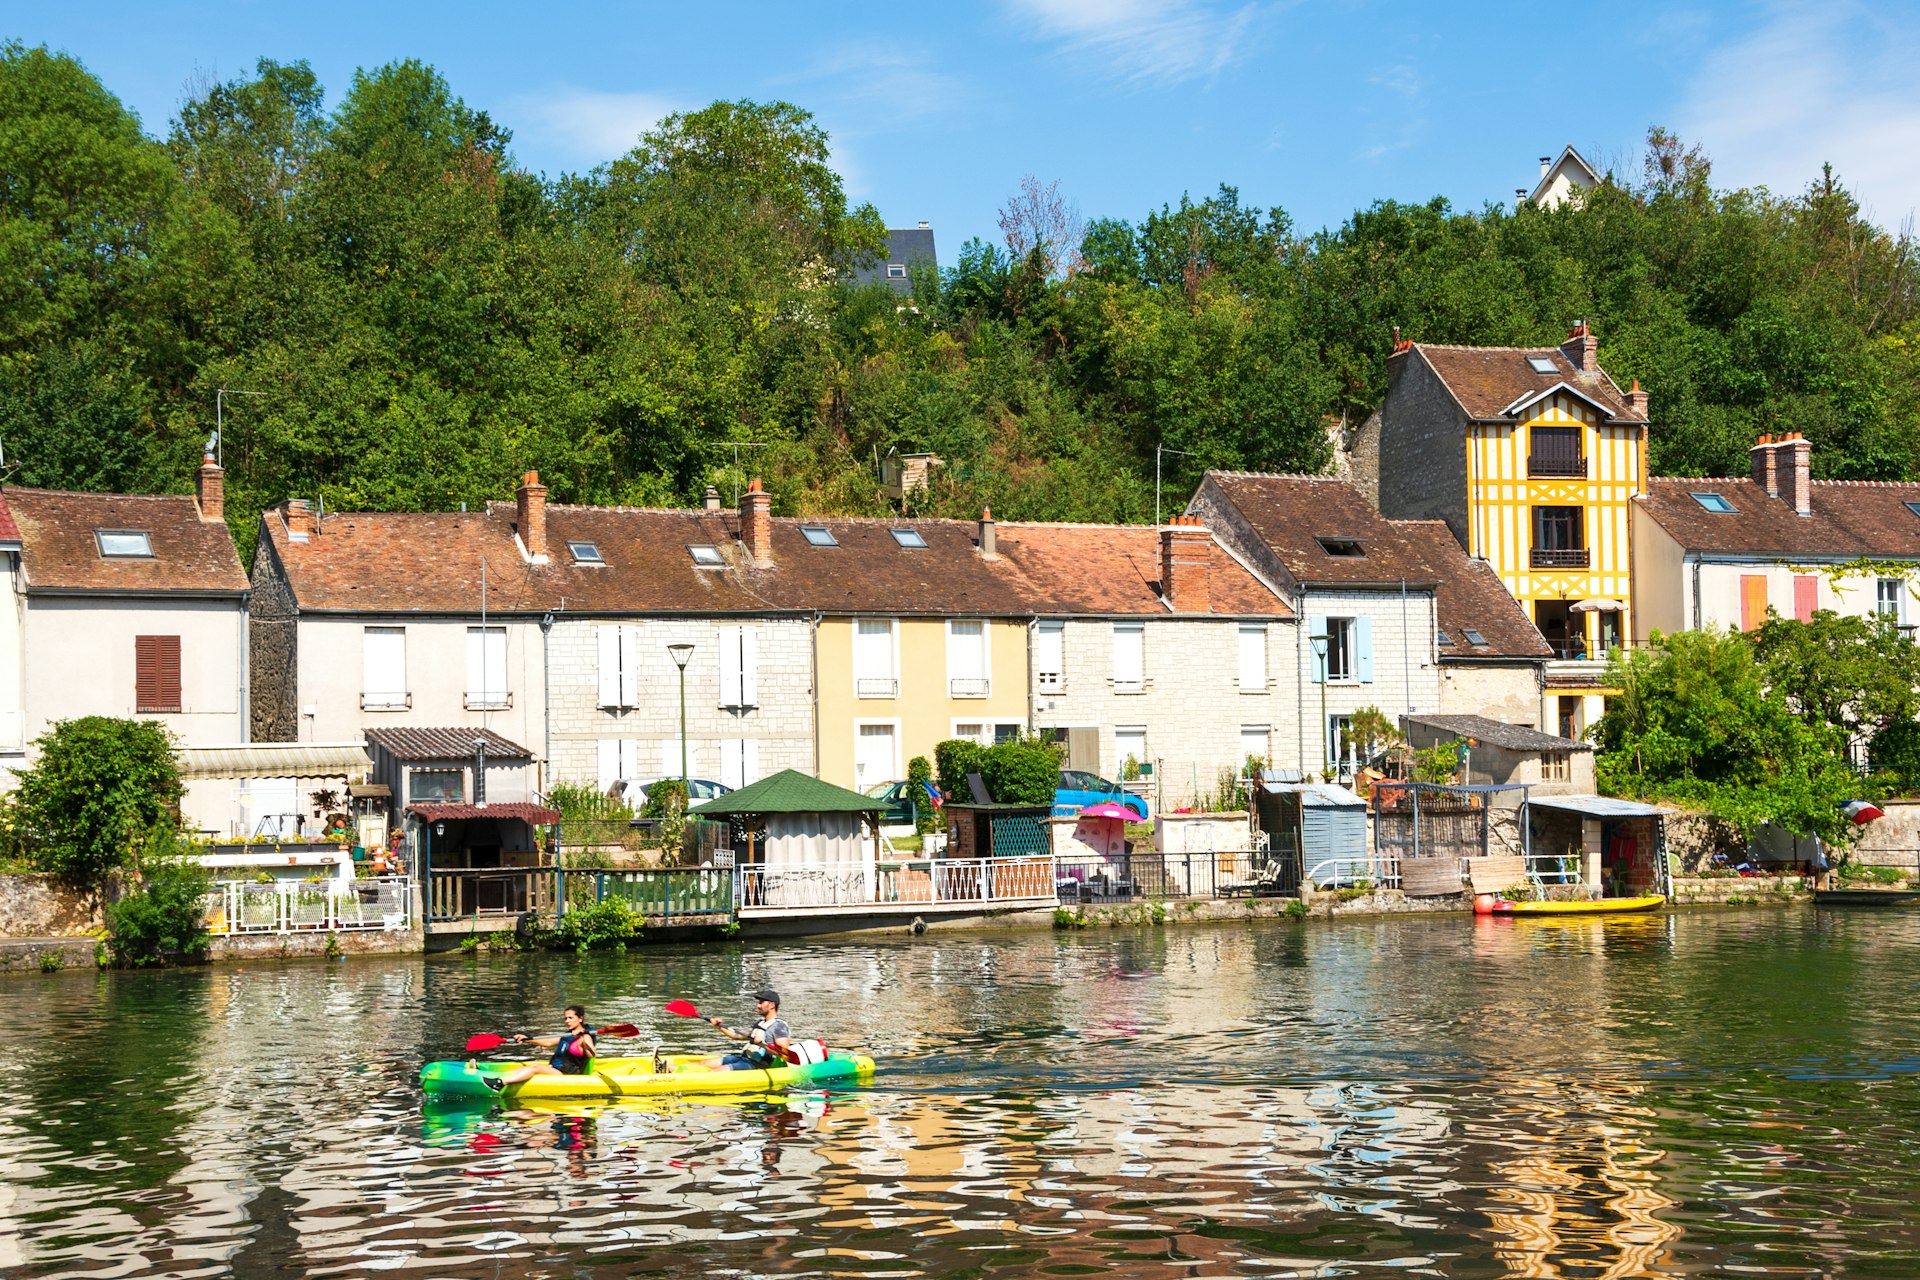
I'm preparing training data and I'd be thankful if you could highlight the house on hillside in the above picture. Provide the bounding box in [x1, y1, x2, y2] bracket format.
[1350, 323, 1649, 740]
[1, 459, 249, 772]
[1520, 146, 1602, 210]
[1189, 471, 1550, 780]
[851, 223, 937, 295]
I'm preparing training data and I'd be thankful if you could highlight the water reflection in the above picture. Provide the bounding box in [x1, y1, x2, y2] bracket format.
[1, 910, 1917, 1277]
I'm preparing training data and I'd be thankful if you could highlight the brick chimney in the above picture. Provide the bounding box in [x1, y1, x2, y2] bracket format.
[1160, 515, 1212, 613]
[1560, 319, 1599, 375]
[195, 457, 224, 522]
[1623, 378, 1648, 419]
[515, 470, 548, 562]
[741, 479, 773, 566]
[1750, 433, 1779, 497]
[977, 506, 997, 559]
[1777, 432, 1812, 516]
[283, 498, 317, 541]
[704, 484, 722, 513]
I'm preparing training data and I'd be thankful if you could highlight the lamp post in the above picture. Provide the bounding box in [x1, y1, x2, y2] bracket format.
[668, 644, 694, 784]
[1309, 633, 1330, 780]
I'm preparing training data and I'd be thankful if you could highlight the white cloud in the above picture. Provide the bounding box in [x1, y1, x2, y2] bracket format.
[1005, 0, 1262, 86]
[1677, 0, 1920, 226]
[507, 88, 681, 168]
[780, 50, 972, 124]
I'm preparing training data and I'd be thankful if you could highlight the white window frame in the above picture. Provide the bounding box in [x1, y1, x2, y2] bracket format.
[853, 719, 903, 789]
[946, 619, 991, 698]
[1877, 578, 1905, 624]
[465, 625, 509, 710]
[361, 626, 408, 711]
[1240, 724, 1271, 769]
[950, 718, 1024, 745]
[1237, 623, 1268, 691]
[853, 618, 900, 699]
[1035, 621, 1065, 691]
[1113, 725, 1148, 777]
[1325, 618, 1355, 682]
[1112, 622, 1145, 693]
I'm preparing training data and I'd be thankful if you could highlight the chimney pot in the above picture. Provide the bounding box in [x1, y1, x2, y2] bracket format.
[704, 485, 721, 513]
[515, 470, 549, 562]
[196, 458, 225, 523]
[1623, 378, 1649, 419]
[1750, 435, 1780, 497]
[1560, 320, 1599, 374]
[1778, 433, 1812, 516]
[741, 479, 774, 566]
[1541, 156, 1552, 176]
[283, 498, 316, 539]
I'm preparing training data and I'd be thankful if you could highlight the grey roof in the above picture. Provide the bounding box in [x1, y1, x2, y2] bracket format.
[851, 226, 937, 293]
[364, 727, 532, 762]
[1259, 782, 1368, 808]
[1528, 794, 1670, 819]
[1404, 714, 1592, 754]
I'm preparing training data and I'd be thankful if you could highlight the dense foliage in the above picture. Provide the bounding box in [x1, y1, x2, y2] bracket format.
[104, 831, 212, 967]
[934, 736, 1062, 806]
[906, 755, 936, 834]
[12, 717, 183, 879]
[4, 45, 1916, 548]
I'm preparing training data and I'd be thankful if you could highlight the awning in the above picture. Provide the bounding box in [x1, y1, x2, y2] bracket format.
[1260, 781, 1367, 807]
[177, 742, 372, 780]
[1529, 794, 1669, 819]
[408, 802, 560, 824]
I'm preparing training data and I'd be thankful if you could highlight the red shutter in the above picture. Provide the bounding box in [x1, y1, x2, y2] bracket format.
[1793, 575, 1818, 623]
[135, 635, 182, 713]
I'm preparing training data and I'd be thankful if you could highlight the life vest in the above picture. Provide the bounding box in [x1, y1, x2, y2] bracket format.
[550, 1028, 595, 1075]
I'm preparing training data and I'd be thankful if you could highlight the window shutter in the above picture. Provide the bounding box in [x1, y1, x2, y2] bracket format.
[1035, 622, 1064, 683]
[619, 739, 638, 780]
[1740, 575, 1768, 632]
[1112, 623, 1144, 687]
[1793, 575, 1817, 623]
[597, 627, 622, 708]
[363, 628, 406, 705]
[742, 738, 760, 786]
[618, 626, 640, 707]
[466, 628, 485, 699]
[486, 629, 506, 700]
[720, 738, 744, 790]
[739, 626, 758, 706]
[660, 738, 688, 776]
[135, 635, 181, 713]
[597, 739, 620, 791]
[1307, 617, 1328, 684]
[1355, 617, 1374, 683]
[719, 626, 743, 706]
[1238, 624, 1266, 690]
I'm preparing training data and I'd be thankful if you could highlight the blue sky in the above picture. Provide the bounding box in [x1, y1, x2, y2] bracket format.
[13, 1, 1920, 258]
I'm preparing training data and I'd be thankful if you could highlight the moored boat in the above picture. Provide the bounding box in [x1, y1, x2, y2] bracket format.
[1480, 894, 1666, 916]
[420, 1051, 875, 1100]
[1812, 888, 1920, 907]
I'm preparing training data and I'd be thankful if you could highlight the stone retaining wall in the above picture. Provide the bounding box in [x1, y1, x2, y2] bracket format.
[1669, 876, 1808, 906]
[0, 874, 103, 937]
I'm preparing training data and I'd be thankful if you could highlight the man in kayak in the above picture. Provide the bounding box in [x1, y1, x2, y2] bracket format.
[480, 1005, 597, 1092]
[705, 990, 792, 1070]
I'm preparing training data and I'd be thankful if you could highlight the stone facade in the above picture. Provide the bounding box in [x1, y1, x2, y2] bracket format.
[1294, 587, 1444, 776]
[1364, 353, 1471, 543]
[1437, 663, 1543, 725]
[546, 616, 814, 790]
[248, 534, 299, 741]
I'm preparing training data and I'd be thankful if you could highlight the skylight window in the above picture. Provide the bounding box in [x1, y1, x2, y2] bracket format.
[1437, 630, 1454, 646]
[801, 526, 838, 547]
[1462, 628, 1487, 646]
[96, 530, 152, 558]
[1690, 492, 1737, 514]
[1905, 501, 1920, 519]
[1527, 356, 1559, 374]
[1316, 538, 1366, 558]
[568, 541, 604, 563]
[890, 528, 927, 548]
[689, 544, 724, 566]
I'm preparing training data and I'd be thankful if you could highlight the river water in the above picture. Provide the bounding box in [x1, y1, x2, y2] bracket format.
[3, 908, 1918, 1279]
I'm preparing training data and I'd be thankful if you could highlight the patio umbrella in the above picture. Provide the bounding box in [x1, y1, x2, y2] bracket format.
[1569, 598, 1627, 612]
[1078, 802, 1138, 821]
[1842, 799, 1885, 825]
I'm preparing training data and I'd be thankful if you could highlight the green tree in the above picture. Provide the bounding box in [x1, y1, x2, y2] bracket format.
[1750, 609, 1920, 752]
[14, 717, 183, 879]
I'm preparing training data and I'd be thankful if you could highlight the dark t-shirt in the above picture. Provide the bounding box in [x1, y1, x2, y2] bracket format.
[746, 1016, 791, 1063]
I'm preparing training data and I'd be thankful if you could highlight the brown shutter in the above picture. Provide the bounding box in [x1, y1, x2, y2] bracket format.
[135, 635, 182, 713]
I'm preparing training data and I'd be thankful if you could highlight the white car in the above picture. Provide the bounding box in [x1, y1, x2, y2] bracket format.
[612, 777, 732, 808]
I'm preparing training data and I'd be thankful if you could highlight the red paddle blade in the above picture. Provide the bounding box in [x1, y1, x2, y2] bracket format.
[465, 1033, 506, 1052]
[664, 1000, 699, 1018]
[597, 1023, 640, 1038]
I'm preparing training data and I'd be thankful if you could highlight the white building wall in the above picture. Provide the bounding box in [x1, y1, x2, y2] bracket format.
[1293, 589, 1444, 778]
[1438, 664, 1543, 726]
[1694, 560, 1913, 633]
[546, 616, 814, 791]
[1033, 617, 1295, 805]
[0, 552, 24, 772]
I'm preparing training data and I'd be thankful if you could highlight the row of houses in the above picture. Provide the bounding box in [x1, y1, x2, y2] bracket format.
[3, 326, 1914, 830]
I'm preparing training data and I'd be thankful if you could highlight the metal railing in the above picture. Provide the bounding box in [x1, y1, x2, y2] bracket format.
[558, 867, 734, 919]
[737, 855, 1057, 910]
[1303, 853, 1402, 891]
[428, 867, 555, 920]
[1056, 848, 1291, 903]
[949, 677, 992, 698]
[1530, 548, 1590, 569]
[856, 677, 899, 698]
[1527, 455, 1587, 478]
[361, 692, 412, 710]
[463, 690, 513, 710]
[205, 875, 411, 935]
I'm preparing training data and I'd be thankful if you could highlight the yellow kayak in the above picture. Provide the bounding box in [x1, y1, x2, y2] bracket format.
[420, 1051, 875, 1099]
[1489, 894, 1666, 915]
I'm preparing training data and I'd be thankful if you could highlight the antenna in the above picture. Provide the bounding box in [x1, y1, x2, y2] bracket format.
[214, 388, 263, 468]
[729, 441, 770, 508]
[1155, 445, 1197, 526]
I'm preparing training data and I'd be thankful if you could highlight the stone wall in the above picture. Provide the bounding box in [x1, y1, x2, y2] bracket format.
[0, 874, 102, 936]
[1664, 811, 1744, 875]
[1438, 662, 1544, 725]
[1375, 352, 1471, 541]
[1849, 800, 1920, 871]
[248, 534, 300, 742]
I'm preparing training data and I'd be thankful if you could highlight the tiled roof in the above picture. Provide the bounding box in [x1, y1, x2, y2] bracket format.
[0, 492, 20, 547]
[1410, 344, 1643, 422]
[1636, 477, 1920, 558]
[407, 801, 559, 824]
[989, 522, 1291, 617]
[1196, 472, 1551, 661]
[1405, 714, 1591, 754]
[5, 487, 247, 594]
[365, 727, 532, 761]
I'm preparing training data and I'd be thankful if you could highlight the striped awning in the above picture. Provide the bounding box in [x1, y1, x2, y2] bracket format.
[177, 742, 372, 780]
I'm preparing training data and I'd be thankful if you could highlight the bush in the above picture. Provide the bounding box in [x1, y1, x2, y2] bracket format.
[548, 895, 641, 949]
[907, 756, 936, 834]
[979, 735, 1062, 806]
[934, 739, 986, 799]
[1869, 720, 1920, 788]
[15, 717, 182, 880]
[105, 833, 212, 967]
[550, 781, 634, 823]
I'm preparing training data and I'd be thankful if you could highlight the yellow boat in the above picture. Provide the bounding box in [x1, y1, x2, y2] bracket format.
[420, 1051, 875, 1100]
[1487, 894, 1666, 915]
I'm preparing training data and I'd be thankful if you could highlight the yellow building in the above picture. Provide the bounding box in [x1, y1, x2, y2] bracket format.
[1356, 323, 1650, 736]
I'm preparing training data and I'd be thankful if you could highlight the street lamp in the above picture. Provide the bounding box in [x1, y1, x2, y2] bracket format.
[668, 644, 695, 784]
[1309, 633, 1330, 780]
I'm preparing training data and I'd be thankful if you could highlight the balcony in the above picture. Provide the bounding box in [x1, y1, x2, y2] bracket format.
[1527, 455, 1587, 479]
[464, 690, 513, 711]
[1530, 548, 1590, 569]
[856, 677, 899, 699]
[949, 677, 991, 698]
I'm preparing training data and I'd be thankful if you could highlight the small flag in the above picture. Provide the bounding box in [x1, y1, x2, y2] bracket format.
[1841, 800, 1885, 825]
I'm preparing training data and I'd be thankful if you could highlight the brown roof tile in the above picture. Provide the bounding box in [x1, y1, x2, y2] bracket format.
[1198, 472, 1551, 660]
[365, 727, 532, 761]
[1411, 344, 1642, 422]
[1639, 477, 1920, 558]
[0, 492, 21, 547]
[989, 522, 1291, 617]
[6, 487, 247, 594]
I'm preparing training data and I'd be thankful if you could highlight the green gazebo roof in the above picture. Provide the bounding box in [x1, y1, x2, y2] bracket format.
[688, 769, 883, 817]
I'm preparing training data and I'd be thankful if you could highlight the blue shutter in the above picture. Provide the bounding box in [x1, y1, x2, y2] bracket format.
[1355, 616, 1374, 683]
[1308, 616, 1328, 683]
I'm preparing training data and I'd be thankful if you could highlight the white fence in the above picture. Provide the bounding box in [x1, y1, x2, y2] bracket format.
[205, 876, 412, 935]
[737, 856, 1058, 912]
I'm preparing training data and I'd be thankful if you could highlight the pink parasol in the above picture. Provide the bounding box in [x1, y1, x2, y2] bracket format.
[1077, 802, 1137, 821]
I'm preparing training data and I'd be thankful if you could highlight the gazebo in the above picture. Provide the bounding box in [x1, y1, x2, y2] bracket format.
[690, 770, 886, 909]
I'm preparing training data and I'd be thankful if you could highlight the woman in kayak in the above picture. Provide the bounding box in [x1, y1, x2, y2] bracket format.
[481, 1005, 596, 1092]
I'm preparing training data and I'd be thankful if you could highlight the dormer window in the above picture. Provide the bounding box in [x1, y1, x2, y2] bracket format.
[801, 526, 838, 547]
[1316, 538, 1365, 558]
[568, 541, 604, 564]
[1691, 493, 1737, 514]
[97, 530, 153, 558]
[1527, 356, 1559, 374]
[886, 264, 908, 279]
[1904, 501, 1920, 519]
[890, 528, 927, 548]
[689, 544, 724, 566]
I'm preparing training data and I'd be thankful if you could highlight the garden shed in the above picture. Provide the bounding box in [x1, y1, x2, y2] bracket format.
[1256, 781, 1365, 891]
[690, 769, 885, 909]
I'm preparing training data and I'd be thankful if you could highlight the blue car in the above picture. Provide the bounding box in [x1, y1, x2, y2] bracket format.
[1053, 770, 1150, 821]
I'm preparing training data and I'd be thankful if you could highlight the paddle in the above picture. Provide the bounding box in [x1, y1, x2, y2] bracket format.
[463, 1022, 640, 1053]
[664, 1000, 800, 1065]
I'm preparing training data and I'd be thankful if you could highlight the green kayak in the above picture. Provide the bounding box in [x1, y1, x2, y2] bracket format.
[420, 1051, 875, 1099]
